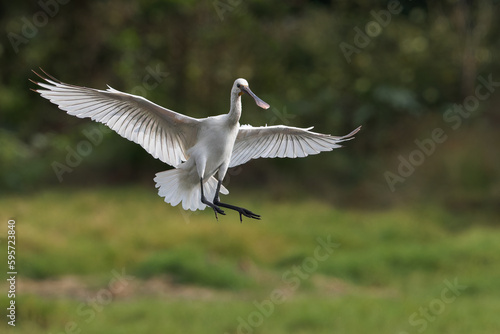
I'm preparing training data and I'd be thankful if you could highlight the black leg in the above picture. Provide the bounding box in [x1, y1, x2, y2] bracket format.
[200, 178, 225, 220]
[213, 180, 261, 222]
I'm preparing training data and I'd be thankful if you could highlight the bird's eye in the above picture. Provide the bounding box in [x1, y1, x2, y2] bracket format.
[237, 83, 241, 88]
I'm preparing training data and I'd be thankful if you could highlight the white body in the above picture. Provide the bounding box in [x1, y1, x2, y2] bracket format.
[155, 114, 239, 211]
[187, 114, 240, 182]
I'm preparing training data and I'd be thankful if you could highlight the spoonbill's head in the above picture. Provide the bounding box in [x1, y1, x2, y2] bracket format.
[233, 78, 270, 109]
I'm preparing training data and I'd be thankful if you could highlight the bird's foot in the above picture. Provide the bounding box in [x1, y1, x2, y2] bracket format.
[202, 197, 225, 221]
[211, 205, 226, 221]
[213, 199, 260, 222]
[235, 208, 261, 222]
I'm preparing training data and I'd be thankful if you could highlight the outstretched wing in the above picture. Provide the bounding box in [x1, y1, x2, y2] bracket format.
[31, 70, 200, 167]
[229, 124, 361, 168]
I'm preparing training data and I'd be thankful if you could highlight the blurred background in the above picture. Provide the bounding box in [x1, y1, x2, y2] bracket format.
[1, 0, 499, 333]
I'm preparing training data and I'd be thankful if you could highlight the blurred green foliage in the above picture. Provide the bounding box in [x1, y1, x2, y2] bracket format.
[1, 0, 499, 208]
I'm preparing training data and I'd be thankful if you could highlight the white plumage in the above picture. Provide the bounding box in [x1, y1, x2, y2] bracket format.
[230, 124, 360, 167]
[32, 71, 360, 221]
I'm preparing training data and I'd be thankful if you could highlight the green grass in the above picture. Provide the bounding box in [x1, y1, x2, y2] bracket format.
[1, 186, 500, 333]
[135, 246, 253, 289]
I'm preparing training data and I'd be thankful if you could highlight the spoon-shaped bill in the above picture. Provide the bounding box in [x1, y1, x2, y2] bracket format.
[241, 86, 270, 109]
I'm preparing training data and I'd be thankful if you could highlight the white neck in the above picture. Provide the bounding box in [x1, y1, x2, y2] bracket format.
[228, 93, 242, 124]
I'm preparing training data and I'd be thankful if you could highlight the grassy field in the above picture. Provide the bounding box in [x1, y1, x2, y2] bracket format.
[1, 186, 499, 333]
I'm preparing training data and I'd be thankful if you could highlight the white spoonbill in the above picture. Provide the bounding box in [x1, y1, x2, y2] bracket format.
[31, 70, 361, 221]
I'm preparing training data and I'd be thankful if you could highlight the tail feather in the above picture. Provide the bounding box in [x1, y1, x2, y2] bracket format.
[154, 169, 229, 211]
